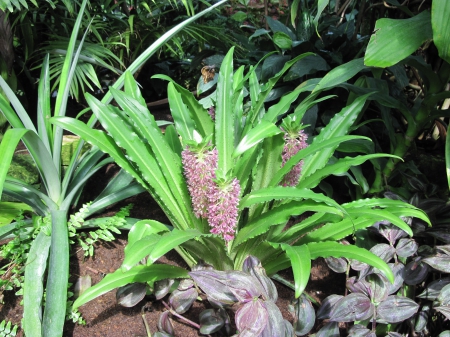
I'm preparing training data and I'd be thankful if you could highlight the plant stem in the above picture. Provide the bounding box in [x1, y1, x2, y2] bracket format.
[161, 300, 201, 330]
[141, 313, 152, 337]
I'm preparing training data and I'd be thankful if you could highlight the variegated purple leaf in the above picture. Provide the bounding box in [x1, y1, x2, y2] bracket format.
[235, 299, 268, 336]
[376, 295, 419, 323]
[395, 238, 418, 258]
[177, 278, 195, 290]
[260, 301, 286, 337]
[404, 258, 429, 285]
[168, 287, 198, 314]
[365, 273, 389, 304]
[157, 311, 174, 336]
[387, 263, 405, 295]
[348, 324, 375, 337]
[292, 294, 315, 336]
[283, 320, 294, 337]
[438, 330, 450, 337]
[387, 332, 405, 337]
[414, 303, 431, 333]
[330, 293, 374, 322]
[417, 277, 450, 300]
[242, 255, 278, 302]
[347, 276, 370, 296]
[434, 305, 450, 320]
[154, 279, 175, 300]
[436, 245, 450, 255]
[376, 221, 408, 245]
[189, 270, 239, 304]
[370, 243, 396, 262]
[199, 308, 225, 334]
[315, 321, 340, 337]
[325, 256, 348, 273]
[438, 284, 450, 306]
[422, 255, 450, 273]
[317, 294, 343, 320]
[116, 283, 147, 307]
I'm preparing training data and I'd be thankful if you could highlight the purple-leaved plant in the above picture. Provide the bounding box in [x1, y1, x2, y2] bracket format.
[181, 146, 218, 218]
[281, 127, 308, 187]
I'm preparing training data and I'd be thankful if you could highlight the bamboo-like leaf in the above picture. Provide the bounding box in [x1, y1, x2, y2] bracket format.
[275, 243, 311, 298]
[307, 241, 394, 283]
[233, 120, 281, 157]
[298, 153, 400, 189]
[312, 58, 367, 93]
[23, 232, 51, 337]
[43, 210, 69, 337]
[300, 93, 373, 179]
[216, 47, 235, 176]
[122, 229, 202, 270]
[432, 0, 450, 63]
[73, 264, 189, 309]
[364, 11, 433, 68]
[269, 135, 371, 187]
[240, 186, 343, 213]
[233, 201, 342, 249]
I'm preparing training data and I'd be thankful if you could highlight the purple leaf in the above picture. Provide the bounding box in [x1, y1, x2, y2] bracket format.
[366, 273, 389, 303]
[317, 294, 343, 320]
[387, 263, 405, 295]
[404, 258, 429, 285]
[116, 283, 147, 307]
[325, 256, 348, 273]
[315, 321, 340, 337]
[292, 294, 315, 336]
[199, 308, 225, 334]
[346, 276, 370, 296]
[417, 277, 450, 300]
[376, 295, 419, 323]
[260, 301, 286, 337]
[395, 238, 418, 258]
[422, 255, 450, 273]
[168, 287, 198, 314]
[189, 270, 239, 304]
[242, 255, 278, 302]
[235, 299, 268, 336]
[348, 324, 376, 337]
[370, 243, 396, 262]
[438, 284, 450, 306]
[414, 303, 431, 333]
[157, 311, 174, 335]
[436, 245, 450, 255]
[434, 306, 450, 320]
[154, 279, 175, 300]
[330, 293, 374, 322]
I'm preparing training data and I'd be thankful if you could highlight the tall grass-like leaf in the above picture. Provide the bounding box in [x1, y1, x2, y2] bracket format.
[73, 265, 189, 309]
[300, 93, 373, 179]
[215, 47, 235, 176]
[447, 122, 450, 190]
[23, 232, 51, 337]
[432, 0, 450, 63]
[43, 210, 69, 337]
[306, 241, 394, 283]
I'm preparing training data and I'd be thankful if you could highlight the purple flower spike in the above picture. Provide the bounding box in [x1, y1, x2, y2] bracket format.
[281, 129, 308, 187]
[182, 147, 218, 218]
[207, 178, 241, 242]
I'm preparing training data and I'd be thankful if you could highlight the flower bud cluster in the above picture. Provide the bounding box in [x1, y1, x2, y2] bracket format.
[281, 129, 308, 187]
[182, 146, 240, 242]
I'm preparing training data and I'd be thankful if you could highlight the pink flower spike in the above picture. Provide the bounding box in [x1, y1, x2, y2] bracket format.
[281, 129, 308, 187]
[207, 178, 241, 242]
[182, 147, 218, 218]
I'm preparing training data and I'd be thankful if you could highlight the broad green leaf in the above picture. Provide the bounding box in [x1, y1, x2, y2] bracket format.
[240, 186, 343, 214]
[273, 31, 292, 50]
[300, 93, 373, 179]
[307, 241, 394, 283]
[23, 232, 51, 337]
[0, 202, 33, 226]
[269, 136, 371, 187]
[313, 58, 367, 92]
[73, 264, 189, 309]
[43, 210, 69, 337]
[233, 120, 281, 157]
[126, 220, 170, 255]
[277, 243, 310, 298]
[122, 229, 202, 270]
[432, 0, 450, 63]
[216, 47, 235, 176]
[365, 11, 433, 67]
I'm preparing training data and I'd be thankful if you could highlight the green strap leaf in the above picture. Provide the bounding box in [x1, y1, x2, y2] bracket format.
[432, 0, 450, 63]
[307, 242, 394, 283]
[73, 264, 189, 309]
[364, 11, 433, 68]
[23, 232, 51, 337]
[233, 120, 281, 158]
[313, 58, 367, 92]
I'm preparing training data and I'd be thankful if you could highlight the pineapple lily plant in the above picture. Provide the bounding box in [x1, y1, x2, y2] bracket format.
[52, 47, 431, 333]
